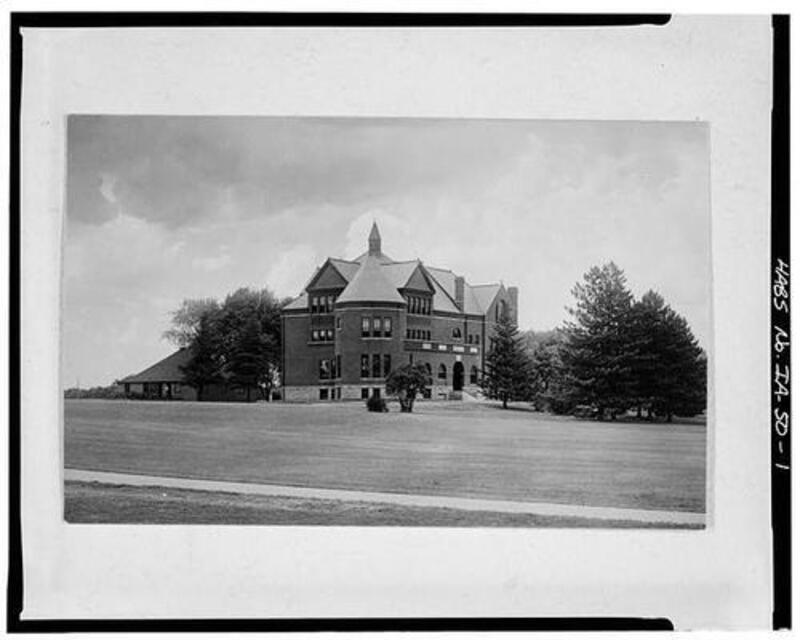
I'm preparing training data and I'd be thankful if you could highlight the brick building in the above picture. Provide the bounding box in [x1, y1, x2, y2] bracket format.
[281, 223, 518, 402]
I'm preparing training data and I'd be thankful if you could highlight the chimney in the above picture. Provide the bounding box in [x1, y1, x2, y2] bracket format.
[508, 286, 519, 325]
[455, 276, 465, 311]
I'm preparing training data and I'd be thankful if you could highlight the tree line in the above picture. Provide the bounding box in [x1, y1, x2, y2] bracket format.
[165, 288, 288, 402]
[481, 262, 707, 421]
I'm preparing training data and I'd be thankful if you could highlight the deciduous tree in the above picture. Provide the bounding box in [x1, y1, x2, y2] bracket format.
[386, 363, 432, 413]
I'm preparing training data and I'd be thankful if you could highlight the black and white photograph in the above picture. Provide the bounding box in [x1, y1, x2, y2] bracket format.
[63, 115, 710, 528]
[13, 13, 780, 629]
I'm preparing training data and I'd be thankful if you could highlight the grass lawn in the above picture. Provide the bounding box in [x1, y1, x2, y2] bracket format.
[64, 399, 706, 514]
[65, 481, 701, 528]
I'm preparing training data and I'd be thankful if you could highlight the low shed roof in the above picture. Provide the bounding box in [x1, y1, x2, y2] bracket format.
[119, 347, 193, 384]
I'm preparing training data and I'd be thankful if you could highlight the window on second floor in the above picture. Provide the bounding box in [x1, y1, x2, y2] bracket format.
[383, 317, 392, 338]
[311, 328, 333, 342]
[438, 364, 447, 380]
[361, 317, 370, 338]
[452, 327, 462, 341]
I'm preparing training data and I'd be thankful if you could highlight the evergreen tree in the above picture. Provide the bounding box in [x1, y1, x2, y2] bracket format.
[628, 290, 706, 421]
[559, 262, 635, 420]
[627, 290, 667, 418]
[653, 306, 707, 421]
[481, 312, 533, 409]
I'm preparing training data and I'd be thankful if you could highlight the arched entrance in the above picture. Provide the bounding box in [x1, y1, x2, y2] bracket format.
[452, 361, 464, 392]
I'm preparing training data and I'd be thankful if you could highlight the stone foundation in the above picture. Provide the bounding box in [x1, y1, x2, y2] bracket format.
[282, 383, 482, 403]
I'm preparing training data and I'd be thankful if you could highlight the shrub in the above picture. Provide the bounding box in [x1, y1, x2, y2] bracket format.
[366, 393, 388, 413]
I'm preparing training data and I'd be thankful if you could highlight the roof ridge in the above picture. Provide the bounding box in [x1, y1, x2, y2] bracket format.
[470, 282, 501, 288]
[425, 265, 454, 273]
[329, 257, 361, 264]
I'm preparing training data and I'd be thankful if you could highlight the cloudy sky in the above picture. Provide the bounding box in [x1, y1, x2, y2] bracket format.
[64, 116, 709, 388]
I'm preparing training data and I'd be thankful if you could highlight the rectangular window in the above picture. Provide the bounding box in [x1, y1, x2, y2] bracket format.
[312, 329, 319, 342]
[372, 317, 382, 337]
[383, 354, 391, 377]
[336, 355, 342, 379]
[361, 354, 369, 378]
[362, 317, 370, 337]
[327, 295, 333, 312]
[319, 359, 331, 380]
[336, 316, 342, 329]
[372, 388, 381, 398]
[372, 354, 381, 378]
[319, 388, 328, 400]
[361, 387, 370, 400]
[383, 317, 392, 338]
[327, 329, 334, 341]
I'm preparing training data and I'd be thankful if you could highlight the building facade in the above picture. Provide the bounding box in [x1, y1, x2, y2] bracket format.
[281, 223, 518, 402]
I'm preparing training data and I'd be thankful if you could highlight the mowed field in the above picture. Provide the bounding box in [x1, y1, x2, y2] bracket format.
[64, 399, 707, 513]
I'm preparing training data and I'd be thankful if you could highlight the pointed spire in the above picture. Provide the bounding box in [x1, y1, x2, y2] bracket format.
[368, 221, 382, 256]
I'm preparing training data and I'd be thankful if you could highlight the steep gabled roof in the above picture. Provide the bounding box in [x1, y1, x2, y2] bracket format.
[462, 285, 485, 315]
[119, 347, 193, 384]
[336, 254, 406, 305]
[283, 223, 508, 316]
[329, 258, 361, 281]
[425, 266, 456, 299]
[471, 283, 503, 313]
[381, 260, 427, 291]
[306, 258, 349, 290]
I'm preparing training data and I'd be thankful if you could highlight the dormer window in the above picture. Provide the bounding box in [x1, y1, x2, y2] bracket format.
[405, 294, 431, 316]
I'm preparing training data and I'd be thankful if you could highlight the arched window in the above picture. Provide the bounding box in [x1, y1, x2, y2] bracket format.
[438, 364, 447, 380]
[470, 366, 479, 385]
[424, 363, 432, 377]
[452, 327, 462, 340]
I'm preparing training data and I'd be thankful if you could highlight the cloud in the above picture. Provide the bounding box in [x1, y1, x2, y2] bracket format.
[191, 249, 232, 273]
[63, 118, 710, 386]
[66, 116, 532, 229]
[344, 209, 416, 260]
[265, 244, 318, 298]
